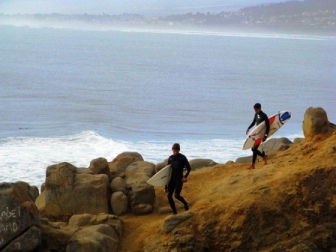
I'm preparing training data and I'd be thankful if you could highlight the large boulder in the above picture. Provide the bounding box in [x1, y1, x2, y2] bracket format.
[235, 156, 252, 163]
[110, 177, 127, 194]
[303, 107, 330, 140]
[109, 152, 144, 173]
[66, 224, 119, 252]
[235, 138, 293, 163]
[125, 161, 155, 188]
[189, 159, 217, 170]
[125, 161, 156, 215]
[111, 192, 129, 216]
[154, 160, 168, 173]
[262, 137, 293, 152]
[162, 212, 194, 233]
[89, 157, 112, 182]
[40, 162, 111, 221]
[39, 214, 122, 252]
[0, 182, 41, 252]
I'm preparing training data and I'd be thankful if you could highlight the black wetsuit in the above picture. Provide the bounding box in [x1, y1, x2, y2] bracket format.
[248, 110, 270, 164]
[167, 153, 191, 214]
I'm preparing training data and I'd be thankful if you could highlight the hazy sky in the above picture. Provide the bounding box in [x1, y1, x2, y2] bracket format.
[0, 0, 288, 15]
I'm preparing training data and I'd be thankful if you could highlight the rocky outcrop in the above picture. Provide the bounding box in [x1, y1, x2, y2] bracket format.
[262, 137, 293, 151]
[110, 177, 127, 194]
[0, 182, 41, 252]
[125, 161, 156, 215]
[66, 214, 122, 252]
[38, 162, 111, 221]
[39, 214, 122, 252]
[303, 107, 332, 140]
[155, 160, 168, 173]
[236, 137, 293, 163]
[189, 159, 217, 170]
[162, 212, 194, 233]
[109, 152, 144, 174]
[110, 177, 129, 216]
[111, 191, 129, 216]
[89, 157, 112, 182]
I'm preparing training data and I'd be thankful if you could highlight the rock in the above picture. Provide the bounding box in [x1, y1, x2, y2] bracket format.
[131, 183, 155, 215]
[41, 162, 111, 221]
[39, 222, 74, 252]
[162, 212, 194, 233]
[89, 157, 112, 182]
[125, 161, 156, 215]
[41, 183, 46, 193]
[66, 224, 119, 252]
[155, 160, 168, 173]
[45, 162, 77, 189]
[189, 159, 217, 170]
[303, 107, 330, 139]
[2, 226, 41, 252]
[68, 213, 94, 227]
[0, 182, 41, 252]
[40, 214, 122, 252]
[68, 214, 120, 227]
[110, 177, 127, 193]
[111, 192, 129, 216]
[109, 152, 144, 173]
[294, 138, 305, 144]
[35, 190, 46, 210]
[235, 156, 252, 163]
[125, 161, 155, 188]
[262, 137, 293, 152]
[236, 138, 292, 163]
[15, 181, 39, 202]
[133, 204, 154, 215]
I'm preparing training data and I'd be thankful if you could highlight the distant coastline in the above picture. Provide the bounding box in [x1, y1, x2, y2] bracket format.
[1, 0, 335, 36]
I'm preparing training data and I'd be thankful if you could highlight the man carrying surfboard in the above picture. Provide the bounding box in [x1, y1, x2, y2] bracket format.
[246, 103, 269, 169]
[167, 143, 191, 214]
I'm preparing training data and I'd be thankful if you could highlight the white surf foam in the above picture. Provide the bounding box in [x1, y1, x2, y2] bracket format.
[0, 131, 301, 188]
[0, 131, 247, 188]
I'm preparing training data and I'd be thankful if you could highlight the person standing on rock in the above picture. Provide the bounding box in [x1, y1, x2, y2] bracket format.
[167, 143, 191, 214]
[246, 103, 269, 169]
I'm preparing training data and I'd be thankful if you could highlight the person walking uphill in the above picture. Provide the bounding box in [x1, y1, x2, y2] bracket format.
[167, 143, 191, 215]
[246, 103, 270, 170]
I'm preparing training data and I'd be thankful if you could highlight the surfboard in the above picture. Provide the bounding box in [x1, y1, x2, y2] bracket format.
[147, 164, 172, 186]
[242, 111, 291, 150]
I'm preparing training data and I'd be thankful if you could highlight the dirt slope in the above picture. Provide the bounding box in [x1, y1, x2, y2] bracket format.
[119, 132, 336, 251]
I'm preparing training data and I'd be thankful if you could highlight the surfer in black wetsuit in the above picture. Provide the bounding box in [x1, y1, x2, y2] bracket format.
[246, 103, 270, 170]
[167, 143, 191, 214]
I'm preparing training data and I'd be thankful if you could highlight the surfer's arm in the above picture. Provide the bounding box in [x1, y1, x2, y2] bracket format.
[246, 117, 256, 134]
[264, 114, 270, 136]
[184, 157, 191, 179]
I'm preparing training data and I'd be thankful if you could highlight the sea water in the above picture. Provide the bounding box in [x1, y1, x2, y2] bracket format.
[0, 26, 335, 188]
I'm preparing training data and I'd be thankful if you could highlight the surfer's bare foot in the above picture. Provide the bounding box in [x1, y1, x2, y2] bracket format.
[248, 164, 255, 170]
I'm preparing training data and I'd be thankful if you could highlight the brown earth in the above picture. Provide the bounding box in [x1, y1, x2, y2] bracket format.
[118, 132, 336, 251]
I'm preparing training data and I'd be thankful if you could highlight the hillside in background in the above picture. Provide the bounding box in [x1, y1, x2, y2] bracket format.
[0, 0, 335, 35]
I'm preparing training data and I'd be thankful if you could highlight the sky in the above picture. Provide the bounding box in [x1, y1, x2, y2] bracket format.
[0, 0, 288, 15]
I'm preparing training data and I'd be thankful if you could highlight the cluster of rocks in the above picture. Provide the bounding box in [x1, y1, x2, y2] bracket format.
[1, 106, 333, 251]
[1, 150, 218, 251]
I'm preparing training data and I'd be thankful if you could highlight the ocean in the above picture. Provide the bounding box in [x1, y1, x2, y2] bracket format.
[1, 26, 335, 188]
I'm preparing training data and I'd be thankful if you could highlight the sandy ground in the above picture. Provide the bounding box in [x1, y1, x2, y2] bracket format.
[118, 132, 336, 251]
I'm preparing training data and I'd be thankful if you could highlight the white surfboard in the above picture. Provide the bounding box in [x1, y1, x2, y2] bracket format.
[147, 164, 172, 186]
[243, 111, 291, 150]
